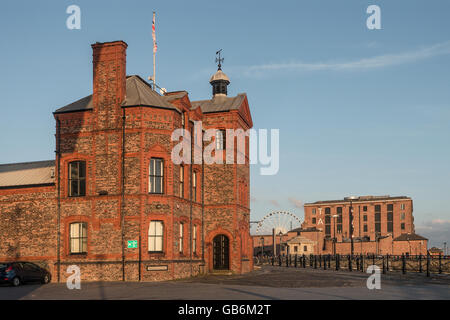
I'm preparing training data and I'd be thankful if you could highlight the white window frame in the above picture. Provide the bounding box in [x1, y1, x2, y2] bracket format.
[148, 221, 164, 252]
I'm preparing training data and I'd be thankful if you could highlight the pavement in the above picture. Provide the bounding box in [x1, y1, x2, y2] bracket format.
[0, 266, 449, 300]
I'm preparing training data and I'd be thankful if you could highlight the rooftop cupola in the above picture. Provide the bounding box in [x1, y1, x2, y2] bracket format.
[210, 49, 230, 97]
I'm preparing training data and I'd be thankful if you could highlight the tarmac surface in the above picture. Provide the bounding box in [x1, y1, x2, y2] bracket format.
[0, 265, 448, 300]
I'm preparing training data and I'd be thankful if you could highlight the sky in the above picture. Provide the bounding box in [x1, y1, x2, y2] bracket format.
[1, 0, 449, 248]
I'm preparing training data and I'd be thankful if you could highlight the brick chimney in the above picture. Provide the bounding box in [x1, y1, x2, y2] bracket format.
[91, 41, 127, 129]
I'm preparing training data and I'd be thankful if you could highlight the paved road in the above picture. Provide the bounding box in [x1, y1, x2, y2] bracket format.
[1, 266, 448, 300]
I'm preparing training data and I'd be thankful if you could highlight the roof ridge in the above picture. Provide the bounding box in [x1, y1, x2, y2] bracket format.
[0, 160, 54, 167]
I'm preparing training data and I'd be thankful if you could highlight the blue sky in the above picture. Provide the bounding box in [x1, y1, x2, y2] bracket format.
[1, 1, 449, 247]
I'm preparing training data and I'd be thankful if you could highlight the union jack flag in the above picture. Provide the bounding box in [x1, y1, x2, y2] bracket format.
[152, 12, 157, 53]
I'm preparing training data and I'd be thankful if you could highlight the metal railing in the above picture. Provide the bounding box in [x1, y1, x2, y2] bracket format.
[254, 253, 450, 276]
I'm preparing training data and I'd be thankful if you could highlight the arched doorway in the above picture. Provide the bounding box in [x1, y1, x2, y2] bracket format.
[213, 234, 229, 270]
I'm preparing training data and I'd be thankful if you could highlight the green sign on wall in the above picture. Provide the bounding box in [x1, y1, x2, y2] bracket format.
[127, 240, 138, 248]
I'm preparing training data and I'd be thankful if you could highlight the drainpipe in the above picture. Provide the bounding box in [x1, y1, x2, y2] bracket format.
[189, 122, 194, 276]
[121, 108, 126, 281]
[201, 130, 205, 266]
[56, 117, 61, 283]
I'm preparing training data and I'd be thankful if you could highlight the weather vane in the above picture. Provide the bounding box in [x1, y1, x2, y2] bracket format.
[215, 49, 224, 70]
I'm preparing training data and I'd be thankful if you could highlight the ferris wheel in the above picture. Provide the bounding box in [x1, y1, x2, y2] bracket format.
[251, 211, 302, 236]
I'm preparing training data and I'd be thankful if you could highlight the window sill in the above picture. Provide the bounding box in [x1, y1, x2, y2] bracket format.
[69, 253, 87, 256]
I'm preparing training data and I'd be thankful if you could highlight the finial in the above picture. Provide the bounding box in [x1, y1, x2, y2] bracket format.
[215, 49, 224, 70]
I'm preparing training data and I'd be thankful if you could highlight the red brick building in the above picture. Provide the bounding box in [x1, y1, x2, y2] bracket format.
[0, 41, 253, 282]
[253, 195, 428, 256]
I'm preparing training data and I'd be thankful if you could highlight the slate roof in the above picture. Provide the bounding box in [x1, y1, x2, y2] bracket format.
[191, 93, 246, 113]
[305, 195, 410, 206]
[393, 233, 427, 241]
[0, 160, 55, 188]
[54, 75, 179, 114]
[286, 236, 316, 244]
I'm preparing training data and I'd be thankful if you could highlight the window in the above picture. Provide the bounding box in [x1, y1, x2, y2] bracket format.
[375, 205, 381, 233]
[192, 171, 197, 202]
[304, 246, 307, 252]
[312, 208, 316, 215]
[363, 206, 368, 212]
[193, 225, 197, 254]
[312, 218, 316, 224]
[215, 129, 226, 150]
[387, 205, 393, 233]
[179, 166, 184, 198]
[363, 215, 367, 222]
[294, 246, 298, 252]
[149, 158, 164, 194]
[401, 223, 405, 230]
[324, 207, 331, 237]
[69, 222, 87, 254]
[148, 221, 164, 252]
[337, 209, 343, 234]
[179, 223, 184, 253]
[401, 212, 405, 220]
[400, 203, 406, 210]
[68, 161, 86, 197]
[364, 224, 368, 232]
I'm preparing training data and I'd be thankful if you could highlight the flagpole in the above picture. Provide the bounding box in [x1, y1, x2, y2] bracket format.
[153, 11, 156, 91]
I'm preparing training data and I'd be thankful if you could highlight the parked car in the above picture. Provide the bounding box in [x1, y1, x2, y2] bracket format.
[0, 262, 51, 286]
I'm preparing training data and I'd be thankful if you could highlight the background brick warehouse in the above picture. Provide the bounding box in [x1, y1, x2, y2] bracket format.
[0, 40, 254, 282]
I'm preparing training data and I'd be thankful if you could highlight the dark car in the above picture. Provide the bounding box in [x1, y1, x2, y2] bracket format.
[0, 262, 51, 286]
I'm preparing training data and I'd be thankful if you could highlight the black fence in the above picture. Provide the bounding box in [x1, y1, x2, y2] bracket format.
[254, 253, 450, 276]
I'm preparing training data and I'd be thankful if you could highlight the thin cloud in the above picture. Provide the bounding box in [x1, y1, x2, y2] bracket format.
[238, 41, 450, 77]
[416, 219, 450, 248]
[269, 199, 280, 207]
[288, 197, 303, 209]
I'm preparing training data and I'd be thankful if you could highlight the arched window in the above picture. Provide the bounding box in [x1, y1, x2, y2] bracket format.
[68, 161, 86, 197]
[148, 221, 164, 252]
[69, 222, 87, 254]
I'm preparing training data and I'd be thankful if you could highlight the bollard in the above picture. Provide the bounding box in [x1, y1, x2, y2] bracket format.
[310, 254, 313, 267]
[295, 254, 298, 268]
[319, 255, 322, 268]
[419, 254, 422, 273]
[361, 254, 364, 272]
[314, 255, 317, 269]
[272, 255, 274, 266]
[286, 255, 289, 267]
[439, 253, 442, 274]
[328, 254, 331, 268]
[386, 254, 389, 272]
[402, 254, 406, 274]
[303, 254, 306, 268]
[336, 254, 340, 271]
[426, 252, 430, 277]
[324, 255, 327, 270]
[348, 255, 352, 272]
[356, 256, 360, 271]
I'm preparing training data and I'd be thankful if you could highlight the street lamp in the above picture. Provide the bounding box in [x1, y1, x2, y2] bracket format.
[332, 214, 339, 255]
[260, 236, 264, 258]
[278, 231, 283, 256]
[345, 196, 358, 256]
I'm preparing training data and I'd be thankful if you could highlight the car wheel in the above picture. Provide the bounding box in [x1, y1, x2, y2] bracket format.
[42, 274, 50, 284]
[12, 277, 21, 287]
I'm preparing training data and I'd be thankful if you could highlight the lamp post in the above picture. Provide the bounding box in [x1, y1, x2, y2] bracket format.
[278, 231, 283, 256]
[260, 236, 264, 258]
[332, 214, 339, 255]
[345, 196, 358, 256]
